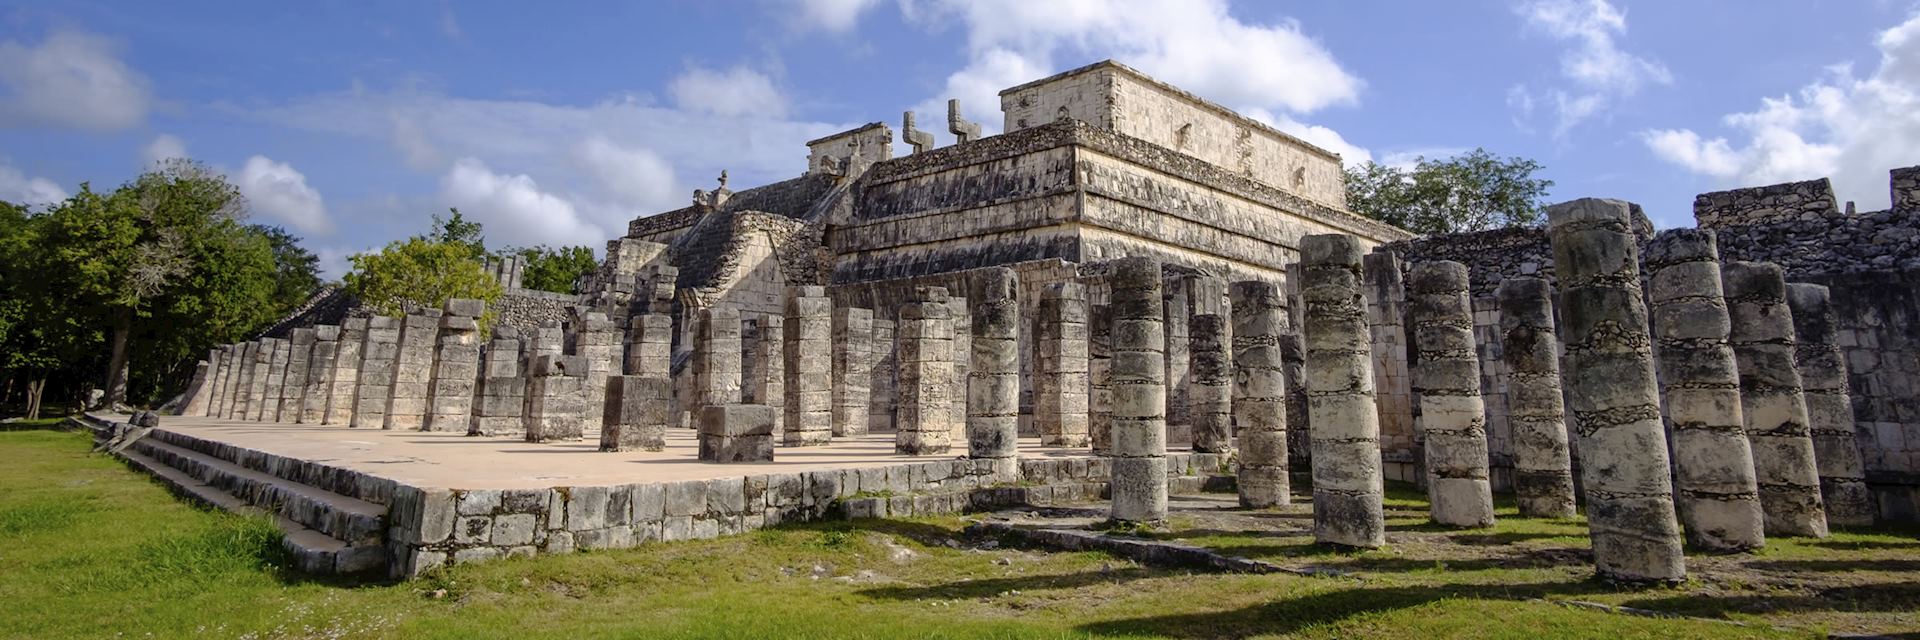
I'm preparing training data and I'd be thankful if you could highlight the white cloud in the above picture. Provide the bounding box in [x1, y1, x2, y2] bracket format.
[0, 30, 151, 131]
[786, 0, 884, 32]
[440, 158, 607, 248]
[1641, 14, 1920, 210]
[142, 134, 188, 166]
[237, 156, 333, 235]
[669, 66, 787, 118]
[1514, 0, 1669, 136]
[1245, 108, 1372, 167]
[0, 161, 68, 208]
[572, 136, 679, 211]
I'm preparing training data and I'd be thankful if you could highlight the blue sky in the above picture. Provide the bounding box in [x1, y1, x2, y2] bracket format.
[2, 0, 1917, 278]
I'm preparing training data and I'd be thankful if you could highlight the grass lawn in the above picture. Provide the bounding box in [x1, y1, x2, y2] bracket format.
[0, 428, 1885, 639]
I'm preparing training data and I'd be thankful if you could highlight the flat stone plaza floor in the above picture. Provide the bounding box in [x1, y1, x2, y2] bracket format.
[103, 414, 1096, 490]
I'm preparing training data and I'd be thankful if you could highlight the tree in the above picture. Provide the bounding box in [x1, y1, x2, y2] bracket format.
[431, 208, 486, 258]
[344, 237, 502, 319]
[506, 244, 598, 294]
[1342, 148, 1554, 236]
[251, 224, 323, 315]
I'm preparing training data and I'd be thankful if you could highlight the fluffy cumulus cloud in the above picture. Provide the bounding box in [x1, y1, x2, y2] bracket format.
[572, 136, 679, 212]
[236, 156, 333, 235]
[0, 30, 151, 131]
[669, 65, 788, 118]
[0, 161, 69, 208]
[142, 134, 188, 166]
[786, 0, 884, 32]
[440, 158, 607, 248]
[1641, 14, 1920, 210]
[1513, 0, 1669, 136]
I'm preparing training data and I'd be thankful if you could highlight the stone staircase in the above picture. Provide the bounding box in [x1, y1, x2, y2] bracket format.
[83, 414, 390, 575]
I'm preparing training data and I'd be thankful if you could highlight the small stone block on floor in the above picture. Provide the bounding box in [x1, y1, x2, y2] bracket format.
[698, 404, 776, 463]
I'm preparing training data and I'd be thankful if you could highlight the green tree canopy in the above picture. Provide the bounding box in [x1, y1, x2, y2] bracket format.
[344, 223, 502, 320]
[506, 244, 598, 294]
[431, 208, 486, 258]
[251, 224, 323, 313]
[1343, 148, 1554, 236]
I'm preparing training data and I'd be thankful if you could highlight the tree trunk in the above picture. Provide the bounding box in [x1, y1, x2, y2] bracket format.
[104, 310, 132, 408]
[26, 378, 43, 420]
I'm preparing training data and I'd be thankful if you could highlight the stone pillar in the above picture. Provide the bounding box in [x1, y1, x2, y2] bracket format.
[525, 355, 587, 442]
[233, 341, 261, 420]
[868, 318, 896, 434]
[896, 286, 954, 455]
[1785, 282, 1875, 526]
[208, 346, 233, 418]
[181, 354, 215, 417]
[1408, 261, 1495, 528]
[1301, 235, 1386, 548]
[281, 328, 316, 422]
[425, 299, 483, 432]
[1642, 230, 1764, 551]
[384, 310, 441, 430]
[262, 337, 291, 422]
[530, 321, 565, 361]
[626, 314, 673, 378]
[694, 305, 743, 414]
[1037, 282, 1090, 446]
[1723, 261, 1829, 538]
[699, 404, 776, 462]
[749, 314, 785, 437]
[1495, 277, 1578, 519]
[1189, 314, 1232, 453]
[300, 326, 339, 424]
[473, 334, 525, 436]
[1232, 280, 1290, 507]
[217, 344, 243, 418]
[969, 267, 1021, 480]
[833, 307, 873, 436]
[1548, 198, 1685, 582]
[326, 318, 366, 425]
[602, 375, 669, 452]
[352, 316, 401, 429]
[947, 295, 971, 445]
[1109, 257, 1168, 525]
[1164, 275, 1193, 446]
[1363, 252, 1415, 474]
[574, 311, 620, 433]
[784, 287, 834, 446]
[1088, 303, 1114, 454]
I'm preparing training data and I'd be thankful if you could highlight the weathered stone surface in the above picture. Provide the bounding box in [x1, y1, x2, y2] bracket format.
[748, 314, 786, 437]
[384, 311, 440, 430]
[571, 310, 620, 434]
[625, 314, 673, 378]
[280, 328, 315, 423]
[1784, 282, 1874, 527]
[1231, 280, 1289, 507]
[601, 375, 669, 452]
[1037, 282, 1090, 446]
[694, 305, 743, 414]
[181, 353, 215, 417]
[832, 307, 873, 436]
[1108, 257, 1167, 524]
[896, 286, 954, 455]
[1642, 229, 1766, 551]
[1723, 261, 1830, 538]
[1408, 260, 1494, 528]
[299, 326, 338, 424]
[329, 318, 368, 425]
[1494, 277, 1577, 520]
[1301, 235, 1384, 548]
[526, 354, 587, 442]
[784, 286, 833, 446]
[947, 295, 972, 445]
[968, 268, 1021, 481]
[868, 318, 895, 434]
[1188, 313, 1232, 453]
[1548, 198, 1686, 582]
[262, 337, 291, 422]
[700, 404, 776, 462]
[471, 336, 525, 437]
[1088, 303, 1114, 455]
[1164, 275, 1193, 443]
[426, 300, 484, 432]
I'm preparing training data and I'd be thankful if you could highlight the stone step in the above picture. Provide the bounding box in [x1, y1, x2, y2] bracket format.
[129, 437, 386, 546]
[143, 428, 396, 505]
[117, 447, 386, 574]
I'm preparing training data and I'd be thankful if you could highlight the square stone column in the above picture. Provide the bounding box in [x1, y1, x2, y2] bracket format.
[207, 345, 233, 418]
[946, 295, 972, 445]
[385, 310, 442, 430]
[262, 337, 292, 422]
[529, 321, 565, 361]
[326, 318, 367, 425]
[1164, 274, 1193, 446]
[700, 404, 776, 462]
[896, 286, 954, 455]
[1088, 303, 1114, 454]
[626, 314, 673, 378]
[232, 342, 261, 420]
[748, 314, 785, 437]
[526, 355, 587, 442]
[1038, 282, 1090, 447]
[694, 305, 743, 416]
[833, 307, 873, 437]
[1108, 257, 1168, 525]
[571, 311, 621, 433]
[602, 375, 669, 452]
[1301, 234, 1385, 549]
[783, 286, 833, 446]
[300, 325, 340, 424]
[217, 344, 243, 418]
[869, 318, 897, 434]
[181, 353, 215, 417]
[1232, 280, 1290, 507]
[473, 334, 525, 436]
[425, 299, 484, 432]
[281, 328, 316, 423]
[353, 316, 401, 428]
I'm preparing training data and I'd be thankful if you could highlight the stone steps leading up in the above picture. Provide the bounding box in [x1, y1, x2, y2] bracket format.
[129, 437, 386, 546]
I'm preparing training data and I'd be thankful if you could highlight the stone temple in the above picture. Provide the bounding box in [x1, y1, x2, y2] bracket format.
[113, 61, 1920, 581]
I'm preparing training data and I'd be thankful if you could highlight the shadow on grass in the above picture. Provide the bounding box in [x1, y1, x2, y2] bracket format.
[1073, 580, 1615, 638]
[1446, 531, 1583, 546]
[1805, 538, 1920, 552]
[857, 566, 1159, 601]
[1746, 559, 1920, 573]
[1618, 581, 1920, 619]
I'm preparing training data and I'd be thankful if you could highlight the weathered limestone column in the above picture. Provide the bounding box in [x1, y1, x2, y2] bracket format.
[525, 355, 587, 442]
[1548, 198, 1686, 581]
[300, 325, 339, 423]
[262, 337, 292, 422]
[868, 318, 896, 434]
[1723, 261, 1829, 538]
[1785, 283, 1875, 526]
[601, 375, 669, 452]
[1232, 280, 1290, 507]
[947, 294, 971, 445]
[281, 328, 316, 422]
[1164, 275, 1193, 444]
[181, 353, 216, 417]
[207, 346, 233, 418]
[217, 344, 243, 418]
[384, 310, 441, 430]
[1088, 303, 1114, 454]
[1189, 313, 1233, 453]
[694, 305, 743, 414]
[1037, 282, 1090, 446]
[231, 342, 260, 419]
[1642, 230, 1765, 551]
[425, 299, 483, 432]
[832, 307, 873, 436]
[896, 286, 954, 455]
[352, 316, 401, 428]
[969, 267, 1021, 480]
[574, 311, 621, 433]
[530, 320, 565, 361]
[699, 404, 776, 462]
[1495, 277, 1578, 519]
[626, 314, 672, 378]
[472, 333, 525, 436]
[1301, 235, 1386, 548]
[325, 318, 366, 425]
[783, 286, 833, 446]
[749, 314, 785, 437]
[1408, 261, 1496, 528]
[1109, 257, 1168, 525]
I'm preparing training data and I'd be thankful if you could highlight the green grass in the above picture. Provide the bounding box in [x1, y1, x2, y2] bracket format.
[0, 429, 1850, 639]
